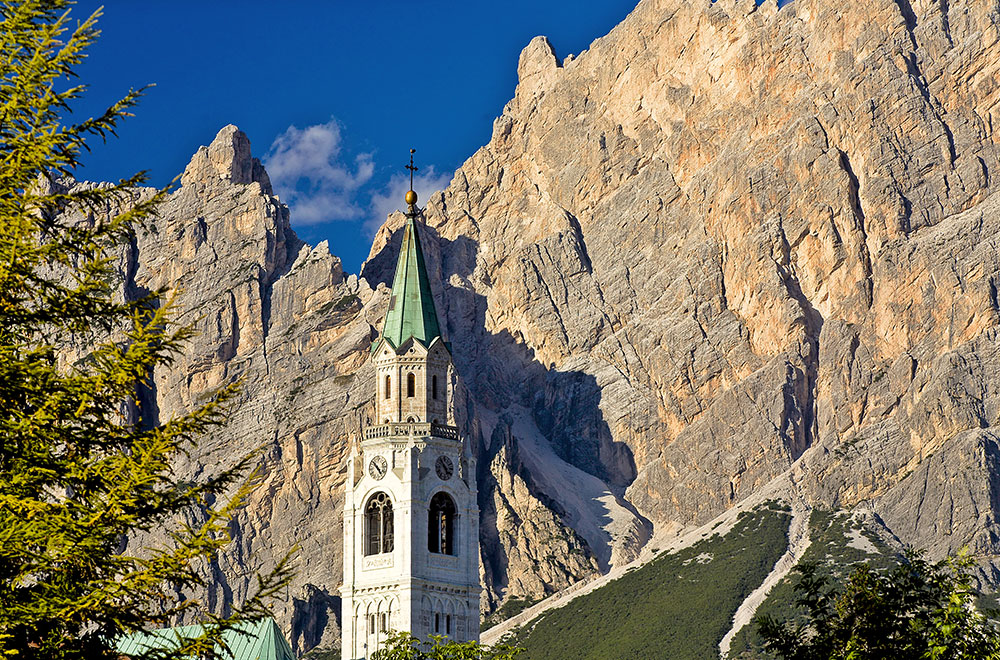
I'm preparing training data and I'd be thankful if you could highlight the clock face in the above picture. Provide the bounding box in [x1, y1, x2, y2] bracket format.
[435, 455, 454, 481]
[369, 455, 388, 480]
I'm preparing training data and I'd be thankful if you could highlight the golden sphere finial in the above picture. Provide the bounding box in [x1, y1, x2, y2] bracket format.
[405, 189, 418, 205]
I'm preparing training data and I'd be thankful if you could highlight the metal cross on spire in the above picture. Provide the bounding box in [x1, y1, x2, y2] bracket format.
[404, 148, 419, 217]
[406, 148, 418, 190]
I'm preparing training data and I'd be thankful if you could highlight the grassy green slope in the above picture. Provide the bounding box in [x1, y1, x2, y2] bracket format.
[483, 596, 542, 632]
[725, 509, 898, 659]
[511, 503, 792, 660]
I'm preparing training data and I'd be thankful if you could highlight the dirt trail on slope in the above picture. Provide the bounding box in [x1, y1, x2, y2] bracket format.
[718, 500, 812, 658]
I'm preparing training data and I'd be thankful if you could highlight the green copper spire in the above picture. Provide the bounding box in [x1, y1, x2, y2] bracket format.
[377, 150, 442, 350]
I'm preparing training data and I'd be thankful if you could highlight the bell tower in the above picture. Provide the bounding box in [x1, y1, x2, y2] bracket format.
[341, 154, 480, 660]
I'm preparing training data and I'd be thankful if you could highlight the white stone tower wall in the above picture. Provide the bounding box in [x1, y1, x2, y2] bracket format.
[342, 339, 479, 660]
[374, 344, 449, 425]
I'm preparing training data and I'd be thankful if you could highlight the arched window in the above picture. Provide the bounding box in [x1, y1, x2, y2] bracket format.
[432, 374, 438, 400]
[428, 492, 456, 555]
[406, 372, 415, 397]
[365, 492, 393, 555]
[384, 375, 391, 400]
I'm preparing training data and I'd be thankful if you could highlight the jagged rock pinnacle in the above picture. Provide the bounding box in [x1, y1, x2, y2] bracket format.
[181, 124, 272, 193]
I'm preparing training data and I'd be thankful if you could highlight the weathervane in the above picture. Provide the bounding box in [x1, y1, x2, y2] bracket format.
[404, 148, 419, 217]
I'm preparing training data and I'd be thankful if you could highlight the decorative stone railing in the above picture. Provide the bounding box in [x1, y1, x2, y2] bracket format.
[363, 422, 459, 441]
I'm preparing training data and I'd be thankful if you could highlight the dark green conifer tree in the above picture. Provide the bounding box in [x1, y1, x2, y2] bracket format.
[0, 1, 291, 657]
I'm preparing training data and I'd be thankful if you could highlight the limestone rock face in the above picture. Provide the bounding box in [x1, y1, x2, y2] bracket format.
[180, 124, 272, 191]
[97, 0, 1000, 653]
[109, 125, 602, 655]
[367, 0, 1000, 600]
[118, 126, 360, 654]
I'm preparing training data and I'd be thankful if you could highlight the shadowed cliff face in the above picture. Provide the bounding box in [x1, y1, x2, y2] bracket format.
[94, 0, 1000, 653]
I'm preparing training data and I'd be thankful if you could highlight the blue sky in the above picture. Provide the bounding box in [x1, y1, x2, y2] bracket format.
[71, 1, 638, 273]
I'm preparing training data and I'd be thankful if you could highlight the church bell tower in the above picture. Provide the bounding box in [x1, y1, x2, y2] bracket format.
[340, 154, 480, 659]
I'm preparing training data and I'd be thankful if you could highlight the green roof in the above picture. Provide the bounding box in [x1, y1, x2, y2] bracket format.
[377, 214, 442, 350]
[116, 617, 295, 660]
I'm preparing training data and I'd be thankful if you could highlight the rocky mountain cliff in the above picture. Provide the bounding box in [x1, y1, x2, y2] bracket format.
[92, 0, 1000, 654]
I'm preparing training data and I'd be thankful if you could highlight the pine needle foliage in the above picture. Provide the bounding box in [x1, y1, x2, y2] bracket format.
[0, 1, 293, 658]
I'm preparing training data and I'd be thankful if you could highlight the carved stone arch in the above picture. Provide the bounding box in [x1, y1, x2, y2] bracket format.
[433, 597, 446, 634]
[443, 599, 455, 636]
[436, 597, 445, 620]
[421, 595, 433, 630]
[455, 599, 467, 636]
[363, 599, 378, 636]
[428, 490, 457, 555]
[375, 597, 390, 633]
[364, 491, 394, 556]
[387, 595, 398, 632]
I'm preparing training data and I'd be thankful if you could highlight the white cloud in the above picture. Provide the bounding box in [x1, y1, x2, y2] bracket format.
[264, 118, 374, 225]
[264, 117, 453, 233]
[367, 166, 452, 235]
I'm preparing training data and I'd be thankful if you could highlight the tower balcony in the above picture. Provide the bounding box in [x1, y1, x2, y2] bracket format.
[363, 421, 460, 441]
